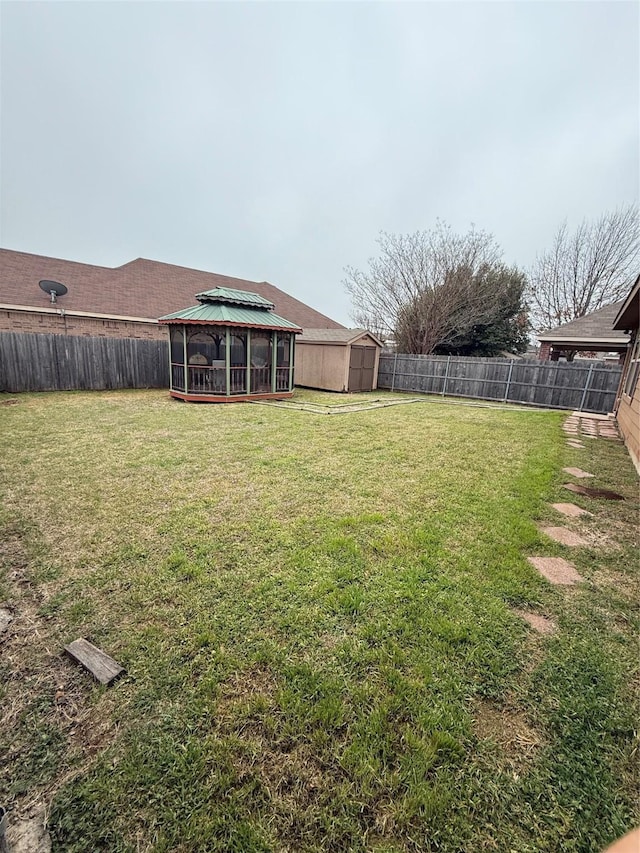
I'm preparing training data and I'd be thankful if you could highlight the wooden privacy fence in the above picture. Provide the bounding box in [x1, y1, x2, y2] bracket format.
[0, 333, 169, 392]
[378, 353, 623, 414]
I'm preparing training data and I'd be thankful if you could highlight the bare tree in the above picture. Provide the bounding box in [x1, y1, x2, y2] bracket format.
[528, 205, 639, 331]
[344, 222, 523, 354]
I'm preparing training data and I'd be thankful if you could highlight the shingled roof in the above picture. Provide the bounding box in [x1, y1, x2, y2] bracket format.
[297, 328, 383, 346]
[0, 248, 344, 330]
[537, 301, 630, 349]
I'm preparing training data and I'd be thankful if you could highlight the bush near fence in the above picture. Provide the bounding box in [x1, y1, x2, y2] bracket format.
[378, 353, 622, 415]
[0, 332, 169, 392]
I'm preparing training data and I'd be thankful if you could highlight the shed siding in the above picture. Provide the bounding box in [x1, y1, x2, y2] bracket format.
[295, 342, 348, 392]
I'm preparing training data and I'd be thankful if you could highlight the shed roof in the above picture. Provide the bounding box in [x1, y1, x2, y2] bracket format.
[537, 301, 629, 349]
[297, 328, 383, 346]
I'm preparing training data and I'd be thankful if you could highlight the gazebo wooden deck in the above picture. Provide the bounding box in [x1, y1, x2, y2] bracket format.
[159, 287, 301, 402]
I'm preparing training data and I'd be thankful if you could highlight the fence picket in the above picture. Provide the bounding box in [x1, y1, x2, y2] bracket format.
[0, 333, 170, 392]
[378, 353, 621, 415]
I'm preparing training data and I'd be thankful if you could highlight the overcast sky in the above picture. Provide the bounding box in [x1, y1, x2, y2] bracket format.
[1, 1, 638, 325]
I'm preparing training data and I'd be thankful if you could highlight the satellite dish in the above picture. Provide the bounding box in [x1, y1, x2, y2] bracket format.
[39, 280, 68, 304]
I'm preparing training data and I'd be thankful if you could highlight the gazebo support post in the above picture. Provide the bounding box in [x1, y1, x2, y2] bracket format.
[289, 336, 295, 391]
[225, 328, 231, 396]
[271, 331, 278, 394]
[246, 329, 251, 396]
[183, 324, 189, 393]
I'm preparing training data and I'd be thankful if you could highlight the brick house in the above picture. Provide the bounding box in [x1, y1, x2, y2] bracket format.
[613, 275, 640, 473]
[0, 249, 344, 340]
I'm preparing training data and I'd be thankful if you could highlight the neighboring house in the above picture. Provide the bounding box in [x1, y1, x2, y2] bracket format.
[537, 301, 629, 361]
[613, 276, 640, 474]
[295, 328, 383, 392]
[0, 248, 344, 340]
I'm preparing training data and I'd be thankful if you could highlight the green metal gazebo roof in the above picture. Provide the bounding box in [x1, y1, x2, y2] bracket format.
[158, 286, 301, 331]
[195, 286, 275, 309]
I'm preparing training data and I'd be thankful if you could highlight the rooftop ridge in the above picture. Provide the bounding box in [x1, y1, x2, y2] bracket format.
[0, 246, 113, 271]
[195, 286, 275, 310]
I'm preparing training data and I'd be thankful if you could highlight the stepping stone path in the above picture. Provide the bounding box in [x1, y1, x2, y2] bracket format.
[551, 502, 592, 517]
[563, 413, 622, 441]
[528, 556, 583, 585]
[539, 526, 588, 547]
[513, 609, 556, 635]
[526, 412, 619, 595]
[563, 467, 594, 479]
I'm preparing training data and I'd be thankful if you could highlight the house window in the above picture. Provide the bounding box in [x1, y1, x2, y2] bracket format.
[623, 332, 640, 398]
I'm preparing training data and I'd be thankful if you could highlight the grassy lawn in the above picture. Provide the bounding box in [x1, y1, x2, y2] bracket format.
[0, 389, 638, 852]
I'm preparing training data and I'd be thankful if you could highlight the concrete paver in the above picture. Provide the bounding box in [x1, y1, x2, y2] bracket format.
[564, 414, 621, 441]
[539, 526, 588, 547]
[528, 556, 583, 585]
[551, 502, 592, 517]
[563, 467, 594, 478]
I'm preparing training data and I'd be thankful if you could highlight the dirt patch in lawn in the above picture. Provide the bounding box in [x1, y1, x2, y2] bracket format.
[473, 700, 543, 769]
[513, 609, 556, 635]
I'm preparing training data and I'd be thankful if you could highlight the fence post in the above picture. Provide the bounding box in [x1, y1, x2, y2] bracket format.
[391, 352, 398, 391]
[502, 360, 514, 403]
[441, 356, 451, 396]
[578, 363, 595, 412]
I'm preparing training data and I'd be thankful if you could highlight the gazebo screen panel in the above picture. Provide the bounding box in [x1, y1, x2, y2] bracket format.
[229, 330, 248, 395]
[250, 333, 272, 393]
[187, 331, 226, 394]
[276, 333, 291, 391]
[170, 327, 185, 391]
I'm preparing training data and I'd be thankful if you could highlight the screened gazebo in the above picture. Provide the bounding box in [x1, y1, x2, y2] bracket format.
[158, 287, 301, 402]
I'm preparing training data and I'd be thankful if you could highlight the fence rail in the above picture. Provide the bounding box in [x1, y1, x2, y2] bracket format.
[378, 353, 622, 414]
[0, 332, 169, 392]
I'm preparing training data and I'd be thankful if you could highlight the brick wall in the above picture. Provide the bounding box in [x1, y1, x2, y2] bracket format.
[539, 342, 551, 361]
[0, 309, 165, 340]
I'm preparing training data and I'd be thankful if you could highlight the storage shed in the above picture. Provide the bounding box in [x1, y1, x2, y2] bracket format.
[295, 328, 383, 393]
[159, 287, 301, 402]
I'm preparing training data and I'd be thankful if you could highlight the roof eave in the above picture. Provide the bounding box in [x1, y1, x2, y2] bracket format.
[158, 318, 301, 332]
[298, 328, 384, 346]
[612, 275, 640, 331]
[536, 335, 629, 348]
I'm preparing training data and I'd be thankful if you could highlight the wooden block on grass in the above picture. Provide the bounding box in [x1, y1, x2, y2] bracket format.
[64, 638, 125, 685]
